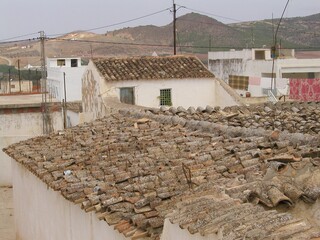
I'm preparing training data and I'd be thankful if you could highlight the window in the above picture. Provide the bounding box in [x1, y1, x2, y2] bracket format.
[71, 59, 78, 67]
[254, 50, 266, 60]
[159, 89, 172, 106]
[57, 59, 66, 66]
[120, 87, 135, 105]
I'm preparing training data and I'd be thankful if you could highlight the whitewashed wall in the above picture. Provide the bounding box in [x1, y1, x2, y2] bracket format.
[102, 78, 217, 109]
[12, 161, 128, 240]
[209, 52, 320, 82]
[47, 58, 86, 102]
[0, 111, 63, 186]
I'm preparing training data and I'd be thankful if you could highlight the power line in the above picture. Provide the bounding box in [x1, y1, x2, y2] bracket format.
[47, 8, 172, 37]
[0, 32, 39, 42]
[177, 5, 245, 23]
[50, 37, 320, 51]
[0, 38, 39, 45]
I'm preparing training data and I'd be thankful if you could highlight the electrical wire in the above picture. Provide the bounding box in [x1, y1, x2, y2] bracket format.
[271, 0, 290, 91]
[0, 38, 39, 45]
[176, 5, 244, 23]
[0, 32, 39, 42]
[47, 7, 172, 37]
[50, 37, 320, 51]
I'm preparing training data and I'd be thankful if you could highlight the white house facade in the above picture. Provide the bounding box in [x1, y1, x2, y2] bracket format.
[82, 56, 240, 122]
[208, 49, 320, 97]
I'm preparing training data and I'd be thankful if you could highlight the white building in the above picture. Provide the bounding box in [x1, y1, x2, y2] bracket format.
[208, 49, 320, 97]
[0, 94, 63, 186]
[47, 57, 87, 102]
[82, 55, 241, 122]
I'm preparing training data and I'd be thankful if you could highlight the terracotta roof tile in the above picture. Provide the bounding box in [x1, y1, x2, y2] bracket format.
[3, 106, 320, 239]
[93, 55, 214, 81]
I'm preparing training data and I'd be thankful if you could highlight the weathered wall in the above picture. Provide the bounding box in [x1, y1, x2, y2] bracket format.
[12, 160, 127, 240]
[208, 59, 245, 82]
[82, 62, 107, 122]
[0, 80, 33, 94]
[0, 111, 63, 186]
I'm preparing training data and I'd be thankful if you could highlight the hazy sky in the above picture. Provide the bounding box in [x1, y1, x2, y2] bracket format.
[1, 0, 319, 41]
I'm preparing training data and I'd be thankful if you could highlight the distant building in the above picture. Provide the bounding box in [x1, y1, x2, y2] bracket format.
[82, 55, 241, 122]
[47, 57, 86, 102]
[46, 57, 87, 126]
[208, 48, 320, 97]
[0, 94, 63, 186]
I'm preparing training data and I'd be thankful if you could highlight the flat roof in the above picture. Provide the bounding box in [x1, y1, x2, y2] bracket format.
[0, 94, 59, 108]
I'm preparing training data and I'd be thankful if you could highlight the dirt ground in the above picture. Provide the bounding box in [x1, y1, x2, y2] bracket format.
[0, 187, 14, 240]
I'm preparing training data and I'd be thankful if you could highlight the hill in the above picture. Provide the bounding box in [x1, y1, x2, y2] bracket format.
[0, 12, 319, 67]
[231, 13, 320, 48]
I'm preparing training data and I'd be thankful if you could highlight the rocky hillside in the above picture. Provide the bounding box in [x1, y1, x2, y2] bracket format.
[0, 12, 319, 67]
[231, 13, 320, 49]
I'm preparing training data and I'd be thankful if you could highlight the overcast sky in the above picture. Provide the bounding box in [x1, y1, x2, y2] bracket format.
[1, 0, 319, 41]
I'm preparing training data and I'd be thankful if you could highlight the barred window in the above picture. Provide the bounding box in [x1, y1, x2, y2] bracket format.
[159, 89, 172, 106]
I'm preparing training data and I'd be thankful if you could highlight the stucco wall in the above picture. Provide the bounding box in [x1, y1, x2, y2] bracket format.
[208, 59, 245, 82]
[213, 80, 239, 107]
[66, 110, 80, 127]
[12, 160, 127, 240]
[82, 62, 107, 122]
[47, 66, 86, 102]
[101, 78, 217, 109]
[0, 111, 63, 186]
[208, 53, 320, 82]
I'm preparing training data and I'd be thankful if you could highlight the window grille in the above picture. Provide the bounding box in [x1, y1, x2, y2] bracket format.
[160, 89, 172, 106]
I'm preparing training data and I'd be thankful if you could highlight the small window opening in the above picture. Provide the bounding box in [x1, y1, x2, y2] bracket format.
[57, 59, 66, 66]
[71, 59, 78, 67]
[160, 89, 172, 106]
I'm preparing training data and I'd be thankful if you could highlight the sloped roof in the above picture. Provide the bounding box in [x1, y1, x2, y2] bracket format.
[148, 101, 320, 136]
[4, 105, 320, 239]
[92, 55, 215, 81]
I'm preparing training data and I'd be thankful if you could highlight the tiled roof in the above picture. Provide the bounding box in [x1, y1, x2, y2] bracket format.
[93, 55, 215, 81]
[4, 107, 320, 239]
[148, 101, 320, 135]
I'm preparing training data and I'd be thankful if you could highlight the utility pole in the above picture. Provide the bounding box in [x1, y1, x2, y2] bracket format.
[63, 72, 67, 129]
[8, 68, 11, 94]
[18, 59, 21, 92]
[173, 1, 177, 55]
[271, 0, 290, 92]
[40, 31, 51, 134]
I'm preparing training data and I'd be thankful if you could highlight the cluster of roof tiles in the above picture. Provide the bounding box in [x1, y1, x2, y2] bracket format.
[147, 101, 320, 136]
[93, 55, 215, 81]
[4, 102, 320, 239]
